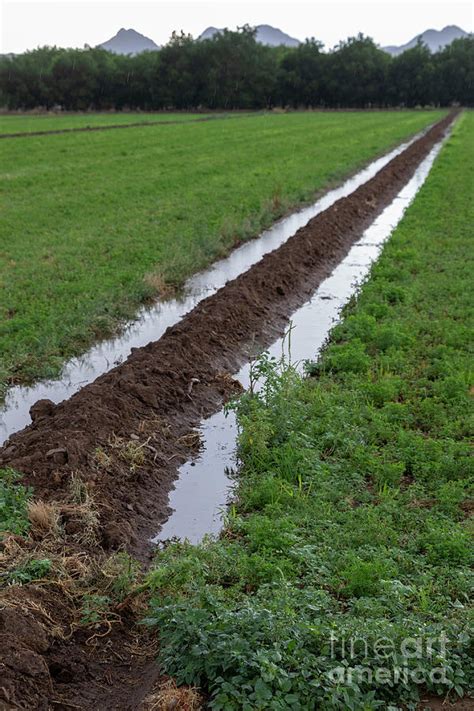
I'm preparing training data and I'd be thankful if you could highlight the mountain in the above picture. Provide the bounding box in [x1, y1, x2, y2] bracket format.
[199, 24, 300, 47]
[98, 28, 159, 55]
[383, 25, 468, 56]
[97, 24, 468, 57]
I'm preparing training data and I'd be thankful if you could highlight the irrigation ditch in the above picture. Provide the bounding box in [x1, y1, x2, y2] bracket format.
[0, 122, 432, 445]
[0, 110, 458, 709]
[0, 112, 254, 139]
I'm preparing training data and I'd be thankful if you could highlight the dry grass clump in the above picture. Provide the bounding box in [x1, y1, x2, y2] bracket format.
[0, 532, 26, 572]
[28, 499, 60, 537]
[176, 430, 202, 451]
[143, 269, 175, 299]
[60, 553, 92, 581]
[65, 475, 100, 545]
[109, 434, 148, 471]
[94, 446, 112, 470]
[63, 502, 99, 546]
[138, 416, 171, 438]
[214, 371, 244, 396]
[142, 678, 202, 711]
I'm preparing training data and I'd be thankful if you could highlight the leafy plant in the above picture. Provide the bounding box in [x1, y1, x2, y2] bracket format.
[7, 558, 52, 585]
[80, 594, 112, 625]
[0, 468, 31, 537]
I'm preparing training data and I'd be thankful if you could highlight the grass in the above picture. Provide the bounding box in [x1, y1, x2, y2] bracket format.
[0, 468, 31, 537]
[0, 111, 215, 134]
[0, 110, 445, 397]
[144, 112, 473, 708]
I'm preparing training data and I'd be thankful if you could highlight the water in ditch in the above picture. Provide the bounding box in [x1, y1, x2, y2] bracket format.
[0, 134, 424, 445]
[152, 136, 445, 546]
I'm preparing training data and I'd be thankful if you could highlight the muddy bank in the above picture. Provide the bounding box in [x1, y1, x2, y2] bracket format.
[0, 111, 456, 709]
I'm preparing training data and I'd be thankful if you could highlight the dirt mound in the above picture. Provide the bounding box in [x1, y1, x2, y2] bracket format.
[0, 111, 457, 709]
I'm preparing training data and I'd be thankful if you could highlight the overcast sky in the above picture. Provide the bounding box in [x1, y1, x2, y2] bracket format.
[1, 0, 472, 54]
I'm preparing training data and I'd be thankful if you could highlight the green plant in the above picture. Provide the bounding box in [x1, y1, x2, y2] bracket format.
[339, 559, 393, 598]
[0, 468, 31, 537]
[102, 551, 140, 601]
[80, 594, 112, 625]
[7, 558, 52, 585]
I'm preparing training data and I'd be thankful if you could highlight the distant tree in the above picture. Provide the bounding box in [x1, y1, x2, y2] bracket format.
[278, 39, 326, 107]
[435, 37, 474, 106]
[118, 51, 161, 109]
[200, 26, 277, 109]
[325, 34, 390, 107]
[49, 49, 99, 110]
[0, 47, 60, 109]
[156, 32, 201, 109]
[87, 48, 119, 109]
[389, 40, 435, 106]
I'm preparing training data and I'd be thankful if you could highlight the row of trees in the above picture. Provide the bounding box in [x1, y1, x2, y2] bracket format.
[1, 27, 473, 111]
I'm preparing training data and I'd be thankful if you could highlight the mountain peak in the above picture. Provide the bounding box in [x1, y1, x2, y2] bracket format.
[98, 27, 159, 55]
[383, 25, 468, 55]
[198, 24, 300, 47]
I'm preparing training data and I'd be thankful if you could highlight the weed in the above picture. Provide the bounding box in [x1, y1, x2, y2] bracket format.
[0, 468, 31, 537]
[69, 473, 89, 505]
[94, 446, 112, 470]
[7, 558, 52, 585]
[143, 269, 176, 299]
[80, 594, 113, 625]
[67, 475, 99, 545]
[109, 435, 147, 471]
[100, 552, 140, 601]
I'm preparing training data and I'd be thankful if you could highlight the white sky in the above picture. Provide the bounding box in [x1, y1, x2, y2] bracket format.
[1, 0, 472, 54]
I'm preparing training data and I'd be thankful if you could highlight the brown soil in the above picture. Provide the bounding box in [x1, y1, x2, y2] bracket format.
[0, 111, 458, 710]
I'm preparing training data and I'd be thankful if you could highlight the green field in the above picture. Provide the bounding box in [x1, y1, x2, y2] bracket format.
[146, 113, 474, 707]
[0, 110, 445, 397]
[0, 112, 215, 134]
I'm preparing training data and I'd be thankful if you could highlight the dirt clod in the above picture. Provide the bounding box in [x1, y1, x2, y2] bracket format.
[30, 398, 56, 422]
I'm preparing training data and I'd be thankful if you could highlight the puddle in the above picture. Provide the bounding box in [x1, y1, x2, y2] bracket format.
[0, 133, 424, 445]
[153, 135, 446, 545]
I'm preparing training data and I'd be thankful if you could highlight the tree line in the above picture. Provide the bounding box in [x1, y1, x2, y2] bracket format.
[1, 27, 472, 111]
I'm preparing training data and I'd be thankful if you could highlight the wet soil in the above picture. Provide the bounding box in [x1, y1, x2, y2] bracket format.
[0, 111, 457, 710]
